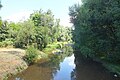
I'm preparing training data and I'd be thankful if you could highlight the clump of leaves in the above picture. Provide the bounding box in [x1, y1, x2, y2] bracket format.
[24, 46, 38, 65]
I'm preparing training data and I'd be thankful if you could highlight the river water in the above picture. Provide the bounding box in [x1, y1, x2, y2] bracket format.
[8, 46, 120, 80]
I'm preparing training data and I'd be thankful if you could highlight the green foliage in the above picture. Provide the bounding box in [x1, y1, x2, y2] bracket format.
[103, 62, 120, 75]
[30, 9, 54, 27]
[29, 9, 72, 50]
[43, 42, 62, 54]
[0, 1, 2, 9]
[24, 46, 39, 64]
[0, 39, 13, 47]
[69, 0, 120, 64]
[57, 26, 73, 42]
[0, 9, 72, 53]
[42, 42, 68, 54]
[14, 20, 35, 48]
[0, 21, 9, 42]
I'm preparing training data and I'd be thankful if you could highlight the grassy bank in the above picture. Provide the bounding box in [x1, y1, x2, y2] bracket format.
[75, 52, 120, 76]
[0, 42, 68, 80]
[23, 42, 66, 64]
[92, 56, 120, 76]
[103, 62, 120, 76]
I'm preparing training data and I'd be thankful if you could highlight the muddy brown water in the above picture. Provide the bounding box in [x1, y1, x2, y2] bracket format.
[8, 47, 120, 80]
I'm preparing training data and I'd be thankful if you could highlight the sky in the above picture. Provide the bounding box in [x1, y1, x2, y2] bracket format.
[0, 0, 82, 27]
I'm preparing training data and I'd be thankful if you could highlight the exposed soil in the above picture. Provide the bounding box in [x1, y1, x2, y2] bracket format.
[0, 48, 28, 80]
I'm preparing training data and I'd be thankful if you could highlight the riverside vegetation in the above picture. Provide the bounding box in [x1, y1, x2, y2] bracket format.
[0, 3, 72, 79]
[69, 0, 120, 75]
[0, 8, 72, 61]
[0, 0, 120, 79]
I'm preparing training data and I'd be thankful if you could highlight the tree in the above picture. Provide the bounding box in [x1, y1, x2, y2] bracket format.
[69, 0, 120, 63]
[0, 21, 9, 42]
[0, 1, 2, 9]
[30, 9, 54, 27]
[30, 9, 68, 50]
[15, 20, 35, 48]
[0, 8, 71, 50]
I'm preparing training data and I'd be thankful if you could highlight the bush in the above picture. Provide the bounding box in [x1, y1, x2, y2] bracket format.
[43, 42, 63, 54]
[0, 39, 13, 47]
[24, 46, 39, 64]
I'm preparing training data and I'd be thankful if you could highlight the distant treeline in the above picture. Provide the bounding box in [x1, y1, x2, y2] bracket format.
[0, 9, 72, 50]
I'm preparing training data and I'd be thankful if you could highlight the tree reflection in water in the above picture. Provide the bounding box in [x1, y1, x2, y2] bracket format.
[71, 51, 120, 80]
[8, 45, 74, 80]
[8, 46, 120, 80]
[71, 69, 76, 80]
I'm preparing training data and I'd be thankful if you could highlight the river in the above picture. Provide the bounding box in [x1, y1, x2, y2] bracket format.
[8, 46, 120, 80]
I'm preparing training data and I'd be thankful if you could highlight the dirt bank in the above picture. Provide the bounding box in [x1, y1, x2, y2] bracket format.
[0, 48, 28, 80]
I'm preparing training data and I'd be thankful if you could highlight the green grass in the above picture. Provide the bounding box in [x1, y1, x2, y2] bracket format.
[90, 55, 120, 75]
[103, 62, 120, 75]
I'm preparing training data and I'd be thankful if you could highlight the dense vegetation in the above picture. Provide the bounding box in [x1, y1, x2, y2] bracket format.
[69, 0, 120, 74]
[0, 4, 72, 64]
[0, 9, 72, 50]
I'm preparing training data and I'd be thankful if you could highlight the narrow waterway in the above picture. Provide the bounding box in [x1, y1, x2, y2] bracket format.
[8, 46, 120, 80]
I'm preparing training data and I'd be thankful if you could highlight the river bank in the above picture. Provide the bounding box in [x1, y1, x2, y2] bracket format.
[91, 56, 120, 76]
[0, 42, 68, 80]
[74, 51, 120, 77]
[8, 45, 74, 80]
[0, 48, 28, 80]
[8, 46, 120, 80]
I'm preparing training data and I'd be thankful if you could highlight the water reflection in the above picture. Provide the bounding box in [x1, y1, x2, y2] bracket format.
[71, 62, 120, 80]
[71, 51, 120, 80]
[53, 54, 75, 80]
[8, 46, 120, 80]
[8, 45, 74, 80]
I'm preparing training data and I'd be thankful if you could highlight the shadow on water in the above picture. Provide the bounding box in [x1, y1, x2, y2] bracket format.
[8, 46, 120, 80]
[71, 61, 120, 80]
[72, 51, 120, 80]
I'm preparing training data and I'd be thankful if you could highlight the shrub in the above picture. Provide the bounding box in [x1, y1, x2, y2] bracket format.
[0, 39, 13, 47]
[24, 46, 38, 64]
[43, 42, 63, 54]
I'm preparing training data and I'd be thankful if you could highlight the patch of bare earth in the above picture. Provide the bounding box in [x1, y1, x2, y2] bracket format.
[0, 48, 28, 80]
